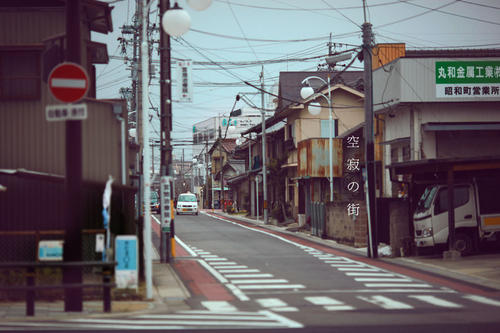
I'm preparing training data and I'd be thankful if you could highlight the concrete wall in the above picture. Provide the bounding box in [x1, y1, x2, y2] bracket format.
[389, 199, 412, 256]
[325, 200, 368, 248]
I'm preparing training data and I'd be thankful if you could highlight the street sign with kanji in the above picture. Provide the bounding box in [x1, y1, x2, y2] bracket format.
[48, 62, 89, 103]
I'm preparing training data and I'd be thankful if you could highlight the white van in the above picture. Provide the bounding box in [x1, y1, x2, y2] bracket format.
[176, 192, 198, 215]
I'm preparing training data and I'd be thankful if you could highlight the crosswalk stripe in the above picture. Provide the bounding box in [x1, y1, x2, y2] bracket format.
[409, 295, 462, 308]
[238, 284, 306, 290]
[364, 283, 431, 288]
[205, 257, 228, 261]
[345, 272, 396, 277]
[324, 305, 356, 311]
[337, 267, 381, 271]
[225, 273, 273, 278]
[330, 264, 369, 267]
[231, 279, 288, 284]
[463, 294, 500, 306]
[209, 262, 238, 266]
[202, 301, 238, 312]
[305, 296, 344, 306]
[256, 298, 288, 307]
[213, 265, 248, 269]
[358, 295, 413, 309]
[219, 269, 260, 273]
[355, 278, 413, 282]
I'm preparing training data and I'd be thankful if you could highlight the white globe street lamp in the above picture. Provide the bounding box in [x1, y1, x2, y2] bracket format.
[300, 75, 333, 202]
[307, 102, 322, 116]
[162, 3, 191, 37]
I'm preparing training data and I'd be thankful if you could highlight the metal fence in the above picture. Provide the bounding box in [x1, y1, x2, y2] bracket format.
[309, 201, 326, 238]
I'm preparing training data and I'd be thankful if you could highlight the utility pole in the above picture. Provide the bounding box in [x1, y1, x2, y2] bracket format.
[141, 0, 153, 300]
[362, 0, 378, 259]
[261, 66, 268, 224]
[159, 0, 172, 263]
[64, 0, 83, 312]
[205, 136, 209, 208]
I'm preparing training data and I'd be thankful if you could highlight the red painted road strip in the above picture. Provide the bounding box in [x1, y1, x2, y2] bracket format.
[173, 260, 234, 301]
[205, 212, 500, 297]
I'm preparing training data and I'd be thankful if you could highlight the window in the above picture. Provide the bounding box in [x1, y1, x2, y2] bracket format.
[434, 185, 470, 215]
[320, 119, 338, 138]
[0, 48, 41, 100]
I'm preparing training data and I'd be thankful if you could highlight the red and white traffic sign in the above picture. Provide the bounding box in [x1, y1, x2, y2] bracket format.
[48, 62, 89, 103]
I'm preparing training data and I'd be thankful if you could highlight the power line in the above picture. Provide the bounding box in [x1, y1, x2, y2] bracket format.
[401, 0, 500, 26]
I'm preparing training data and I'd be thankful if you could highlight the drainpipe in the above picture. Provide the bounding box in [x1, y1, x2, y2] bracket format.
[113, 104, 127, 185]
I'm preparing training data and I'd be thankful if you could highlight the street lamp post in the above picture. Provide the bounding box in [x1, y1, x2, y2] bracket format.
[300, 75, 333, 202]
[299, 54, 351, 203]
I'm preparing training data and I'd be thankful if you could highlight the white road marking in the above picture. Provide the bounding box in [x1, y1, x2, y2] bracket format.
[337, 267, 381, 271]
[305, 296, 344, 305]
[200, 254, 218, 258]
[463, 294, 500, 307]
[330, 264, 369, 267]
[256, 298, 288, 307]
[204, 257, 228, 261]
[325, 305, 356, 311]
[305, 296, 354, 311]
[364, 283, 431, 288]
[231, 279, 288, 284]
[345, 272, 396, 277]
[409, 295, 462, 308]
[358, 295, 413, 309]
[213, 265, 248, 269]
[219, 269, 260, 273]
[226, 283, 249, 301]
[238, 284, 305, 290]
[209, 262, 238, 266]
[355, 278, 413, 282]
[225, 273, 273, 278]
[202, 301, 238, 312]
[260, 310, 303, 328]
[175, 236, 198, 257]
[197, 259, 228, 283]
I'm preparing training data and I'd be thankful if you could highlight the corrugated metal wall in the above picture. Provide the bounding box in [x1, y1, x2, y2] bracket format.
[297, 138, 343, 178]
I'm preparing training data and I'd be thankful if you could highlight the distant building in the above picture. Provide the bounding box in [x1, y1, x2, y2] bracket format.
[191, 107, 273, 184]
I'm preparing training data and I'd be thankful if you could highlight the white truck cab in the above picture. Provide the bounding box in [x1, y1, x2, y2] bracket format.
[176, 192, 198, 216]
[413, 178, 500, 255]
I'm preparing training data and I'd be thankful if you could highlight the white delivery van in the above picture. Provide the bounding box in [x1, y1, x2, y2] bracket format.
[176, 192, 198, 215]
[413, 178, 500, 255]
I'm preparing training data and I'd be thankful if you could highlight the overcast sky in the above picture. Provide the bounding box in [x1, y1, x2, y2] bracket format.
[92, 0, 500, 163]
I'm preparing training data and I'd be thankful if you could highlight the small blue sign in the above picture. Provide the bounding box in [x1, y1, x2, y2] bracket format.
[115, 236, 137, 270]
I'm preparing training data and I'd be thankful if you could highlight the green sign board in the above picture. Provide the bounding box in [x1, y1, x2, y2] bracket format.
[435, 61, 500, 98]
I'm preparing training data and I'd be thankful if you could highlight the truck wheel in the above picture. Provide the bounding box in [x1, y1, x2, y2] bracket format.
[454, 233, 473, 256]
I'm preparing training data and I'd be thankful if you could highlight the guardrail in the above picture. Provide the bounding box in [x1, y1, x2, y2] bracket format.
[0, 261, 116, 316]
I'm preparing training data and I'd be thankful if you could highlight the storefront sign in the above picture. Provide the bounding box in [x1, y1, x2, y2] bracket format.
[435, 61, 500, 98]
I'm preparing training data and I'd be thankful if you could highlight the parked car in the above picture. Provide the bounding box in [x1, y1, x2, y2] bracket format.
[151, 191, 160, 213]
[176, 192, 198, 215]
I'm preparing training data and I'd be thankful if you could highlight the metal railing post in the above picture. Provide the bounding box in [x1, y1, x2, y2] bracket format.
[26, 266, 35, 316]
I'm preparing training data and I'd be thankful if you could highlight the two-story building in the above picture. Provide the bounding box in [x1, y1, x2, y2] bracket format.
[0, 1, 137, 261]
[373, 44, 500, 254]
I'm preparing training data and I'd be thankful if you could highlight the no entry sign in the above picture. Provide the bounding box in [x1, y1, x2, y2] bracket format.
[48, 62, 89, 103]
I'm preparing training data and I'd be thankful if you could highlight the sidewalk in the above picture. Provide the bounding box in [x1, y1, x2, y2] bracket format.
[204, 209, 500, 291]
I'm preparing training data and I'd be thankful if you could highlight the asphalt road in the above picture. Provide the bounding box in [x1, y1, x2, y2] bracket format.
[170, 212, 500, 331]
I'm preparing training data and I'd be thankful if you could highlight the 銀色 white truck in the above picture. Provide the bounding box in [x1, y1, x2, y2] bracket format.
[413, 177, 500, 255]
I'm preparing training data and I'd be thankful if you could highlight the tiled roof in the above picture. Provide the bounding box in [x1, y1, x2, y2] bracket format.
[277, 71, 364, 111]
